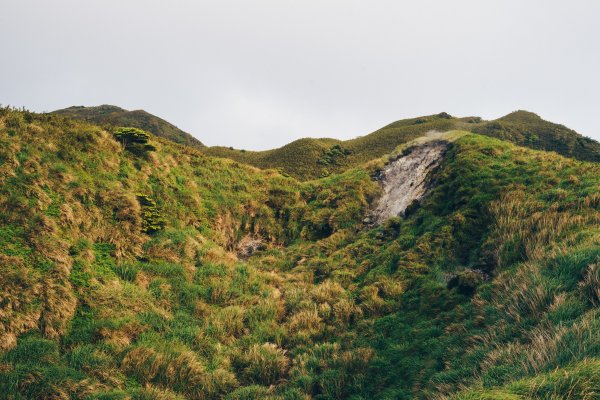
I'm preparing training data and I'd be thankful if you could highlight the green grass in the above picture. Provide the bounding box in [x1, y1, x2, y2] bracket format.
[52, 105, 205, 150]
[0, 107, 599, 399]
[473, 110, 600, 163]
[205, 111, 600, 180]
[51, 106, 600, 181]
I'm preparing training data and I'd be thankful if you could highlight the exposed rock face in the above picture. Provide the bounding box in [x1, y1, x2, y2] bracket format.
[369, 141, 448, 225]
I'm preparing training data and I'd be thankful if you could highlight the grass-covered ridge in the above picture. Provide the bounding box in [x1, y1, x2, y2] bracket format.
[0, 108, 599, 399]
[51, 106, 600, 180]
[52, 105, 206, 150]
[205, 111, 600, 180]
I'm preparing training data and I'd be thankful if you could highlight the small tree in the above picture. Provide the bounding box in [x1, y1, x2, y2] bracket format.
[113, 127, 156, 155]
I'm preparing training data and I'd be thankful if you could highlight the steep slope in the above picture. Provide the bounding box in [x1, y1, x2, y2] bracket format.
[52, 105, 205, 150]
[1, 108, 599, 399]
[256, 133, 600, 399]
[0, 108, 377, 399]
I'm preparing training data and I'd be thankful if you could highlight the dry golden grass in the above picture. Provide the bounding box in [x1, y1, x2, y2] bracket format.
[0, 255, 41, 350]
[235, 343, 289, 385]
[286, 307, 324, 336]
[579, 261, 600, 306]
[88, 280, 171, 320]
[122, 346, 238, 399]
[489, 190, 600, 267]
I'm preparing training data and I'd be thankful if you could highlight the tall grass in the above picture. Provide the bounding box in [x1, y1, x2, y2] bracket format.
[1, 109, 600, 399]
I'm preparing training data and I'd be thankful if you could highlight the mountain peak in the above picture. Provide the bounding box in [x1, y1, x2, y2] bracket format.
[498, 110, 543, 123]
[64, 104, 125, 113]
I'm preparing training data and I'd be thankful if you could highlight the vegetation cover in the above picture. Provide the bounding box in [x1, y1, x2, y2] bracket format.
[0, 107, 599, 399]
[205, 111, 600, 180]
[52, 105, 205, 150]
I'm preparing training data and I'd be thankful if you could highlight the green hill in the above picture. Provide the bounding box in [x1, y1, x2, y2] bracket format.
[207, 137, 343, 179]
[206, 111, 600, 180]
[51, 107, 600, 181]
[0, 107, 599, 399]
[204, 113, 461, 180]
[52, 105, 205, 150]
[473, 110, 600, 162]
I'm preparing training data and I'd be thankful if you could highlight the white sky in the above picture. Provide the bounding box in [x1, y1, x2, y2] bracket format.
[1, 0, 599, 150]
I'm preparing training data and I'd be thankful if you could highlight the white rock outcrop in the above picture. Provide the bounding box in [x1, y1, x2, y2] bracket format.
[369, 141, 448, 224]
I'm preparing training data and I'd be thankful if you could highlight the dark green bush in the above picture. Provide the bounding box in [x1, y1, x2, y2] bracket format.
[114, 127, 156, 155]
[136, 194, 166, 233]
[317, 144, 352, 166]
[114, 127, 150, 145]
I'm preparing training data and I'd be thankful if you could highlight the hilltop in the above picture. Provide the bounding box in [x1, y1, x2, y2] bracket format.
[473, 110, 600, 160]
[0, 107, 599, 399]
[51, 106, 600, 181]
[205, 111, 600, 180]
[52, 105, 205, 150]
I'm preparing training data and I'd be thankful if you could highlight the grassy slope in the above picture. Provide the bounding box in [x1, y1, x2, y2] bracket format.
[206, 112, 600, 180]
[52, 105, 206, 150]
[205, 114, 463, 180]
[0, 109, 599, 399]
[207, 137, 343, 180]
[52, 106, 600, 181]
[0, 109, 377, 399]
[473, 110, 600, 163]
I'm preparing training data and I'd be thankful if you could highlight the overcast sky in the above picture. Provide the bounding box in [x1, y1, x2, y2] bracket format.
[1, 1, 599, 149]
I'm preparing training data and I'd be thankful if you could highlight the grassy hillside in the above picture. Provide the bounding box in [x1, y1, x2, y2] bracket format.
[205, 113, 462, 180]
[52, 107, 599, 181]
[206, 111, 600, 180]
[52, 105, 205, 150]
[207, 137, 343, 179]
[0, 108, 599, 399]
[473, 110, 600, 163]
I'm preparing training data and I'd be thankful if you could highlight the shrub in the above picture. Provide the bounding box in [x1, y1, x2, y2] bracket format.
[113, 127, 156, 155]
[136, 194, 166, 233]
[317, 144, 352, 166]
[5, 112, 24, 129]
[113, 127, 150, 146]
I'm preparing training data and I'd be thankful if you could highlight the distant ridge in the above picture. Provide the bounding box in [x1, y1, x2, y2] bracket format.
[205, 111, 600, 180]
[52, 106, 600, 180]
[52, 105, 205, 149]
